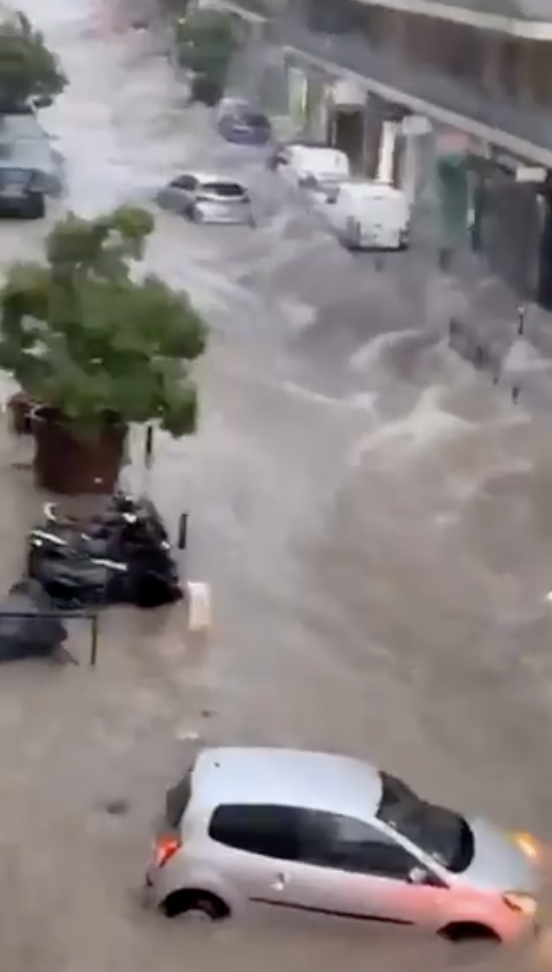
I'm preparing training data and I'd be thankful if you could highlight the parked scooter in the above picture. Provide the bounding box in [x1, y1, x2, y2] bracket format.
[26, 492, 182, 610]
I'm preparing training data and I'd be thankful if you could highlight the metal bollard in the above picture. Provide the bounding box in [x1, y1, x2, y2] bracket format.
[517, 305, 526, 336]
[144, 424, 154, 469]
[177, 512, 188, 551]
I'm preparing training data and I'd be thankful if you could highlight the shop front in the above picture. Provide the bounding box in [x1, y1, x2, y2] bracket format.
[469, 149, 546, 301]
[434, 129, 471, 254]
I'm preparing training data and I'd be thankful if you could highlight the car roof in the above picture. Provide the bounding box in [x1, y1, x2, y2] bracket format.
[283, 139, 328, 149]
[0, 113, 47, 141]
[219, 97, 249, 109]
[289, 147, 350, 173]
[338, 179, 406, 199]
[181, 171, 245, 185]
[193, 747, 383, 821]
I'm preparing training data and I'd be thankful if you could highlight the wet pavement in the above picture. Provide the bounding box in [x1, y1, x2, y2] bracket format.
[1, 1, 552, 969]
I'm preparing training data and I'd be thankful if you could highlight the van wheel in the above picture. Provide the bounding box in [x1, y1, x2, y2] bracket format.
[439, 922, 500, 943]
[161, 890, 230, 922]
[187, 204, 202, 222]
[343, 218, 361, 252]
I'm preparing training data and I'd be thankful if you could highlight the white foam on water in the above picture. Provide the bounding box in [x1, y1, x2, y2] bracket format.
[346, 384, 474, 469]
[349, 329, 420, 375]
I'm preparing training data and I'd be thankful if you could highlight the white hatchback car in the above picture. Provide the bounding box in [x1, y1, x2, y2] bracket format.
[157, 171, 254, 225]
[144, 746, 541, 943]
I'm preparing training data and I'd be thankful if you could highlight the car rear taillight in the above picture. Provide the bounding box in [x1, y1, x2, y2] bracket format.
[153, 834, 182, 868]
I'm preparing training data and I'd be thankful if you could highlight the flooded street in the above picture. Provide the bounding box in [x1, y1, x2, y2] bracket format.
[1, 1, 552, 969]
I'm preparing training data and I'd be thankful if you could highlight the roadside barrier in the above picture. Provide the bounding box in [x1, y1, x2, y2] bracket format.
[447, 310, 530, 405]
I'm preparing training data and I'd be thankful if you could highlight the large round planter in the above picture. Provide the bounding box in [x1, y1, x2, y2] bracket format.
[32, 408, 127, 495]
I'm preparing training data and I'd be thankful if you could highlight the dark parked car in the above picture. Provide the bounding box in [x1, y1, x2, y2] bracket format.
[0, 165, 45, 218]
[216, 98, 272, 146]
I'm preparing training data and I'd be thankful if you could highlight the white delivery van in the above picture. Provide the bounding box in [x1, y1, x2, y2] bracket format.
[282, 145, 351, 193]
[324, 180, 411, 251]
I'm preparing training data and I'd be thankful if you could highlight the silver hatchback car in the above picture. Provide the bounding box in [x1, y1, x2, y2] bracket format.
[144, 747, 541, 943]
[157, 171, 254, 225]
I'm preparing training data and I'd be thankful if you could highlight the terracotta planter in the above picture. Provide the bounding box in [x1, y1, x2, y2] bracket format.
[32, 407, 127, 495]
[7, 391, 35, 436]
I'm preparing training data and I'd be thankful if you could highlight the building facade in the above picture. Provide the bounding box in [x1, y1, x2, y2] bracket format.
[251, 0, 552, 309]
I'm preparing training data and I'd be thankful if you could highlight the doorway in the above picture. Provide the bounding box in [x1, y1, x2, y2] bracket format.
[331, 108, 365, 172]
[537, 189, 552, 310]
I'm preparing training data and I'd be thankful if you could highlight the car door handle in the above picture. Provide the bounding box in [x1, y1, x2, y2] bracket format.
[271, 872, 288, 892]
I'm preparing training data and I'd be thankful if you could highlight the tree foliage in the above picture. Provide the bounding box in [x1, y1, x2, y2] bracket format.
[0, 206, 208, 437]
[175, 9, 242, 83]
[0, 13, 66, 110]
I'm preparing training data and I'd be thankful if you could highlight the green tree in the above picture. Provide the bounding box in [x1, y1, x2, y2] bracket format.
[0, 206, 208, 437]
[0, 14, 66, 111]
[175, 9, 241, 84]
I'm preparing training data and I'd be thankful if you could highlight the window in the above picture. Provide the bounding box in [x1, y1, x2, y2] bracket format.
[376, 773, 474, 873]
[209, 804, 301, 861]
[170, 175, 196, 190]
[243, 112, 269, 130]
[202, 181, 245, 198]
[298, 809, 417, 879]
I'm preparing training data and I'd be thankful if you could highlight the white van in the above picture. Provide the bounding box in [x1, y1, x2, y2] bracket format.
[281, 145, 351, 194]
[323, 180, 411, 251]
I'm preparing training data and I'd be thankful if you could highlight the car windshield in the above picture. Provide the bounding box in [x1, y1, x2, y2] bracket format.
[203, 182, 245, 199]
[244, 113, 268, 127]
[376, 773, 474, 873]
[0, 167, 30, 187]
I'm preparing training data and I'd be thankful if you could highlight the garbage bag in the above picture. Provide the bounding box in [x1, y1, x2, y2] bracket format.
[0, 587, 67, 662]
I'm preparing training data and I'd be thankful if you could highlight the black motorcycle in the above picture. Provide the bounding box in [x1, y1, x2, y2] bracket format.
[26, 493, 183, 610]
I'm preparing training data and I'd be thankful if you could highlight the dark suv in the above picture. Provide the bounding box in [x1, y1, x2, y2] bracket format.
[0, 166, 46, 219]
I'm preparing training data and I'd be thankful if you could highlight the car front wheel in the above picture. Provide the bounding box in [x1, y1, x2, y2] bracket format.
[343, 218, 361, 251]
[189, 204, 203, 223]
[25, 194, 45, 219]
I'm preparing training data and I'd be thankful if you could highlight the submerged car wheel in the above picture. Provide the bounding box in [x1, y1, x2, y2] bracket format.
[161, 890, 230, 922]
[439, 922, 500, 943]
[398, 227, 410, 250]
[343, 218, 361, 252]
[26, 194, 45, 219]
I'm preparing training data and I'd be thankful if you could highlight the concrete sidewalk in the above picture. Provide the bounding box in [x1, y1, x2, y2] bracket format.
[438, 244, 552, 416]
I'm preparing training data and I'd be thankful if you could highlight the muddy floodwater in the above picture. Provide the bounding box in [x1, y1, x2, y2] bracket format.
[0, 1, 552, 969]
